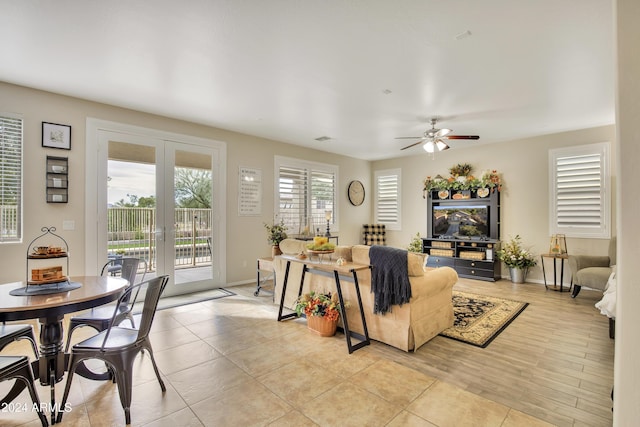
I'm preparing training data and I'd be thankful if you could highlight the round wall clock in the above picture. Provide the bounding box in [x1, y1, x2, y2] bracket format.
[348, 180, 365, 206]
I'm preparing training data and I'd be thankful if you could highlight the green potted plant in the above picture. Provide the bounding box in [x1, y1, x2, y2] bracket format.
[264, 219, 288, 256]
[294, 291, 344, 336]
[496, 235, 537, 283]
[407, 232, 423, 253]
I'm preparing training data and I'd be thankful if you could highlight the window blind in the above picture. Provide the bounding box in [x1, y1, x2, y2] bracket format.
[275, 157, 337, 234]
[0, 115, 23, 242]
[555, 154, 602, 227]
[549, 142, 609, 238]
[375, 169, 401, 230]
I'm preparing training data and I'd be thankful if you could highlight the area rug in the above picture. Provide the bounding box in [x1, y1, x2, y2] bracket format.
[439, 291, 528, 348]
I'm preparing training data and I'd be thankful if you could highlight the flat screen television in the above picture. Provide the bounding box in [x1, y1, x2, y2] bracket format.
[432, 205, 490, 239]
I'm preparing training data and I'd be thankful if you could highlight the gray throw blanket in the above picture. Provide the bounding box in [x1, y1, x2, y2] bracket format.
[369, 245, 412, 314]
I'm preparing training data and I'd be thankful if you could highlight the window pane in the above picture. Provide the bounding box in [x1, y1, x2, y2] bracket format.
[275, 157, 338, 235]
[0, 115, 22, 243]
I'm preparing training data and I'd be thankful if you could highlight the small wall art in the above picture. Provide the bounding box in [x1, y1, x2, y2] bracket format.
[42, 122, 71, 150]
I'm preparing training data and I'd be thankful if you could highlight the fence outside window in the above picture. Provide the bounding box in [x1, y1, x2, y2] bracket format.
[108, 207, 212, 271]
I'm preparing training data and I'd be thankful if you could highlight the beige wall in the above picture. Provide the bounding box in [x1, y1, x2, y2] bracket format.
[373, 125, 616, 284]
[614, 0, 639, 423]
[0, 82, 370, 284]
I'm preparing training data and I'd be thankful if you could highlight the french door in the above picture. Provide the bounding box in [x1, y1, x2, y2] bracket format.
[86, 119, 226, 297]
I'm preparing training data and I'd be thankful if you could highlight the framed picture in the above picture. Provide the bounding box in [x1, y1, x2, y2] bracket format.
[42, 122, 71, 150]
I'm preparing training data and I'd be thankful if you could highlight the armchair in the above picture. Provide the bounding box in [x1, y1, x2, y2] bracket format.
[568, 238, 616, 298]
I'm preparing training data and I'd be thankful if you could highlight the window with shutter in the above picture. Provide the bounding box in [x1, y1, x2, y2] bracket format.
[375, 168, 401, 230]
[0, 114, 23, 243]
[549, 142, 610, 238]
[275, 156, 337, 235]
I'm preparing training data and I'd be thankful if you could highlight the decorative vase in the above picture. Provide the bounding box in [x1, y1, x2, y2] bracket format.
[271, 245, 282, 258]
[509, 267, 528, 283]
[306, 315, 338, 337]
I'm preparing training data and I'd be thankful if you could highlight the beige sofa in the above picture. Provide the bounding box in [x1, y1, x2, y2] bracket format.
[273, 239, 458, 352]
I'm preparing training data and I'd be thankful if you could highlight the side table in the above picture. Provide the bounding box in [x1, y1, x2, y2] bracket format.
[277, 255, 370, 353]
[541, 253, 570, 292]
[255, 257, 275, 297]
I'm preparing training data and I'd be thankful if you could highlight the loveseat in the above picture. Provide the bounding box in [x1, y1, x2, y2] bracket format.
[273, 239, 458, 352]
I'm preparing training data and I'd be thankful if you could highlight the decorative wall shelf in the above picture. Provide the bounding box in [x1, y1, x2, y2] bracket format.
[46, 156, 68, 203]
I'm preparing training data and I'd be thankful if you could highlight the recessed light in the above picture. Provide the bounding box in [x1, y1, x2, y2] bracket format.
[315, 136, 332, 142]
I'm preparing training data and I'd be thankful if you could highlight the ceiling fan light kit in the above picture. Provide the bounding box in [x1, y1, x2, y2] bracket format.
[397, 118, 479, 153]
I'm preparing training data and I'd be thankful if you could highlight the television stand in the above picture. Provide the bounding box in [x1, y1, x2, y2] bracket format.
[422, 237, 501, 281]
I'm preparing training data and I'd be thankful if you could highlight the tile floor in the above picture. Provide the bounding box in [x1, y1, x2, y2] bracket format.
[1, 283, 555, 426]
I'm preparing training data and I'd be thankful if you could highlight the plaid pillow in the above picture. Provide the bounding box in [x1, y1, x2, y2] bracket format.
[362, 224, 386, 234]
[364, 234, 387, 246]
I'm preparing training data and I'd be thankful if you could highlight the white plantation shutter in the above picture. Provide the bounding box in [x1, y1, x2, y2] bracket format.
[275, 156, 337, 234]
[375, 169, 401, 230]
[0, 114, 23, 243]
[311, 169, 335, 222]
[549, 143, 610, 238]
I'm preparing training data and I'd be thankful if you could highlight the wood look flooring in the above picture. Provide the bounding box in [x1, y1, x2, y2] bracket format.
[0, 277, 613, 426]
[372, 277, 614, 427]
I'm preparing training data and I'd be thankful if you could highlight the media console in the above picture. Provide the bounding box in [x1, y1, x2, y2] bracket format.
[422, 237, 501, 281]
[423, 188, 501, 281]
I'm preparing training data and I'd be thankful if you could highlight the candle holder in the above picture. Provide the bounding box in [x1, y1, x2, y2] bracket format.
[325, 210, 332, 237]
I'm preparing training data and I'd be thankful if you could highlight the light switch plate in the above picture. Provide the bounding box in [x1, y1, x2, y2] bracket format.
[62, 220, 75, 230]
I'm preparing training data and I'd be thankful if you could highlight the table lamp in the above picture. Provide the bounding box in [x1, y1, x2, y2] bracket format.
[325, 210, 332, 237]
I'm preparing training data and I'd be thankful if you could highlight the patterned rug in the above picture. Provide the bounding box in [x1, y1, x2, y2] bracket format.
[440, 291, 528, 348]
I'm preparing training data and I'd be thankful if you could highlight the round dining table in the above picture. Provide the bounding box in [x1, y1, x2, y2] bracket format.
[0, 276, 128, 424]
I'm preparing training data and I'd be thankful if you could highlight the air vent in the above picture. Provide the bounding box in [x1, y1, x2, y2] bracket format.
[315, 136, 332, 142]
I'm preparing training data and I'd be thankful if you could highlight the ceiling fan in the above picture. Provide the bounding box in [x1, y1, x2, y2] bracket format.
[397, 118, 480, 153]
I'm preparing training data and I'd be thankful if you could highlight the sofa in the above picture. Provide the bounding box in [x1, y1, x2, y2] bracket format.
[273, 239, 458, 352]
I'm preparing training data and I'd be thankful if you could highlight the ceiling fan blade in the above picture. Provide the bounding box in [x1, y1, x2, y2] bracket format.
[434, 128, 452, 137]
[400, 140, 425, 150]
[444, 135, 480, 140]
[395, 136, 423, 140]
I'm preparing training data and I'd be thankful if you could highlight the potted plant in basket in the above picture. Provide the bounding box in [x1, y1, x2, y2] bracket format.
[264, 219, 288, 257]
[496, 235, 537, 283]
[295, 291, 345, 337]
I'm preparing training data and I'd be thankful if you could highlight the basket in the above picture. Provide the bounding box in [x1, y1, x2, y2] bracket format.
[306, 315, 338, 337]
[460, 251, 486, 260]
[430, 249, 454, 257]
[432, 241, 453, 248]
[31, 266, 63, 281]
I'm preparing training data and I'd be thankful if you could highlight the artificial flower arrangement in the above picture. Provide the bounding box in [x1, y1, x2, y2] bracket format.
[422, 165, 502, 198]
[264, 219, 288, 245]
[496, 235, 537, 269]
[294, 290, 344, 322]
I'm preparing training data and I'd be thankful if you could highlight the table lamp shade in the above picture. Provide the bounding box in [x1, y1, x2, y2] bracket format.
[549, 234, 567, 255]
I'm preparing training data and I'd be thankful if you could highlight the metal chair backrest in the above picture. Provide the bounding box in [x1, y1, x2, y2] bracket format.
[100, 275, 169, 351]
[101, 257, 147, 286]
[101, 258, 147, 304]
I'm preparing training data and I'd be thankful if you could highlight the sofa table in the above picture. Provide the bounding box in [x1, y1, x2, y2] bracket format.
[277, 255, 370, 353]
[255, 257, 275, 297]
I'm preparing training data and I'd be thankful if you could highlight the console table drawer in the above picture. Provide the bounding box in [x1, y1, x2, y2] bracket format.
[457, 266, 496, 279]
[456, 259, 494, 270]
[427, 256, 456, 268]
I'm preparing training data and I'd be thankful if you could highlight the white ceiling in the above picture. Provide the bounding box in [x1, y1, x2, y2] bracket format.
[1, 1, 614, 161]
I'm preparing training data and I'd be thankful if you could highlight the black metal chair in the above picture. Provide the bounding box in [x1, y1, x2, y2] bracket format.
[65, 258, 147, 351]
[0, 356, 49, 426]
[0, 324, 39, 358]
[57, 275, 169, 425]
